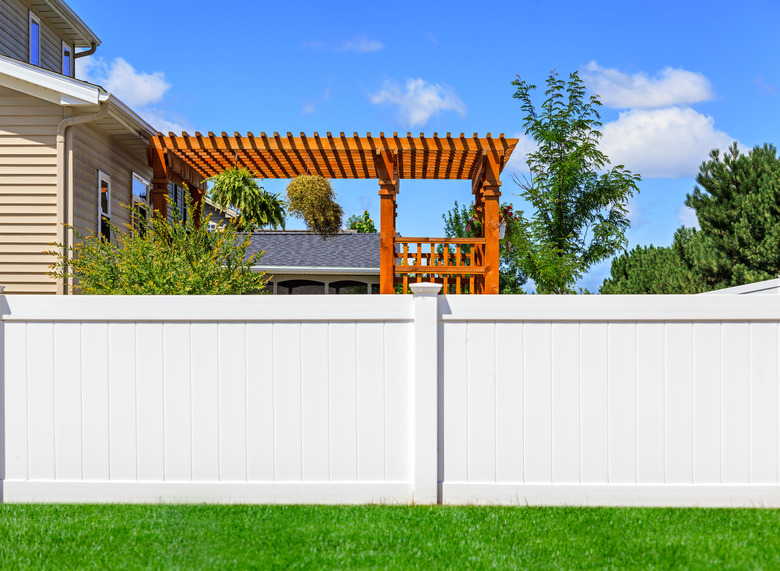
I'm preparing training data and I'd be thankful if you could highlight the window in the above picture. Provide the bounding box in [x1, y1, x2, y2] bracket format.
[29, 12, 40, 66]
[98, 171, 111, 241]
[62, 41, 71, 76]
[170, 183, 187, 223]
[132, 173, 150, 235]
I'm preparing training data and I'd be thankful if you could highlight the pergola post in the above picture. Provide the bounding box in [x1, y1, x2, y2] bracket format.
[148, 146, 169, 220]
[473, 151, 502, 295]
[376, 150, 398, 294]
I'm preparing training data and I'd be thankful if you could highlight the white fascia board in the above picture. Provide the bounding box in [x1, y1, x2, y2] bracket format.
[104, 95, 157, 138]
[0, 55, 100, 105]
[253, 265, 380, 276]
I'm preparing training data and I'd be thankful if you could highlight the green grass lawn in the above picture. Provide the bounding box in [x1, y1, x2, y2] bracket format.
[1, 504, 778, 569]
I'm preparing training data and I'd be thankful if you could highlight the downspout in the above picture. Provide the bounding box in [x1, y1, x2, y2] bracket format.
[56, 103, 109, 294]
[74, 42, 97, 59]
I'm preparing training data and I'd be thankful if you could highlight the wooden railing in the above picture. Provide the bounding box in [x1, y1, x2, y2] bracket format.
[394, 238, 486, 294]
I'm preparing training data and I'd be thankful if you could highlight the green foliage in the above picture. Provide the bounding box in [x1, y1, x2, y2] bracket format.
[511, 71, 641, 294]
[208, 166, 285, 230]
[442, 200, 527, 294]
[47, 195, 267, 294]
[601, 143, 780, 294]
[685, 143, 780, 289]
[346, 210, 377, 233]
[600, 240, 707, 294]
[286, 175, 344, 238]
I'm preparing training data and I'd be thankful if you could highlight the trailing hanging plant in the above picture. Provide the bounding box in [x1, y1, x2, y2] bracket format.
[285, 175, 343, 238]
[208, 166, 285, 230]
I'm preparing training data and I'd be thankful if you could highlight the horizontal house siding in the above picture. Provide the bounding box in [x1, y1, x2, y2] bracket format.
[71, 123, 151, 239]
[0, 84, 60, 294]
[0, 0, 67, 74]
[0, 0, 29, 63]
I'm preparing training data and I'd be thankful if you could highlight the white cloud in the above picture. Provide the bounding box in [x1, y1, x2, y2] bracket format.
[335, 34, 383, 52]
[302, 34, 383, 52]
[582, 61, 714, 109]
[76, 56, 186, 134]
[77, 57, 170, 107]
[505, 132, 537, 175]
[677, 204, 699, 229]
[600, 107, 738, 178]
[370, 78, 466, 127]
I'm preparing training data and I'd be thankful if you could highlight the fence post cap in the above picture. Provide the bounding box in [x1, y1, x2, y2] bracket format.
[409, 283, 442, 296]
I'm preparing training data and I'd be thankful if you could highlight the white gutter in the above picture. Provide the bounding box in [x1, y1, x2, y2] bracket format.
[253, 265, 380, 276]
[56, 104, 109, 294]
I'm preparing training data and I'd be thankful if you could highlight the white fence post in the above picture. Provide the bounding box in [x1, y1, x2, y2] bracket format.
[410, 282, 442, 504]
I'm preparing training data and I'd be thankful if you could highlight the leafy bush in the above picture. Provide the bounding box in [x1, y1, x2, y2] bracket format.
[286, 175, 343, 238]
[346, 210, 377, 233]
[208, 166, 285, 230]
[47, 194, 267, 294]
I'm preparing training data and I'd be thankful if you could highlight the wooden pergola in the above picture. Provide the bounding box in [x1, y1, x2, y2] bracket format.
[148, 132, 518, 294]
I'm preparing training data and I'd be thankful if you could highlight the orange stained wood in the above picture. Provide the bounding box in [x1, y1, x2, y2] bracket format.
[150, 132, 518, 181]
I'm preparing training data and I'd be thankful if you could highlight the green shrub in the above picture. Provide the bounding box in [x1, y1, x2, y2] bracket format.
[47, 194, 267, 294]
[286, 175, 343, 238]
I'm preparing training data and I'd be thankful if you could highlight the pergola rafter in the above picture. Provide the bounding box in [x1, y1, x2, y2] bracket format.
[148, 132, 518, 294]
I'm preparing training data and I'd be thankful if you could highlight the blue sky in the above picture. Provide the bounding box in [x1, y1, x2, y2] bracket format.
[70, 0, 779, 291]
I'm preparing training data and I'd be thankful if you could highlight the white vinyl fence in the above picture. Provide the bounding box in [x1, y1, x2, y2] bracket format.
[1, 287, 779, 507]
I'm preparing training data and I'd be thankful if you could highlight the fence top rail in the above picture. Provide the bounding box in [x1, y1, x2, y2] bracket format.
[439, 294, 780, 322]
[395, 237, 486, 244]
[0, 295, 414, 323]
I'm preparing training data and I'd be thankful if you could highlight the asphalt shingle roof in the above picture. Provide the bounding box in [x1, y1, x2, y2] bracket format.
[245, 231, 380, 268]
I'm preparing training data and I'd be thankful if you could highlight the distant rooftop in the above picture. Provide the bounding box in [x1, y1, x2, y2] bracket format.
[246, 231, 379, 269]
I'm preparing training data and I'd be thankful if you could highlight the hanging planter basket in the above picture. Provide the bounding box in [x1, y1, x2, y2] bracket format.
[286, 175, 343, 238]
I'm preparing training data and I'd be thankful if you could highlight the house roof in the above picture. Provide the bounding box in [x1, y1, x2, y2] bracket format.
[151, 132, 518, 180]
[246, 231, 380, 272]
[30, 0, 101, 48]
[0, 54, 156, 158]
[699, 277, 780, 295]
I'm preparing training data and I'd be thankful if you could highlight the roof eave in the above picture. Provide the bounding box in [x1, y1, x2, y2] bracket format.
[36, 0, 101, 48]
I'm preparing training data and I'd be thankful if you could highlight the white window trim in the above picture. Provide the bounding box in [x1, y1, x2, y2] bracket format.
[132, 172, 151, 203]
[29, 12, 41, 66]
[61, 40, 72, 76]
[98, 170, 111, 232]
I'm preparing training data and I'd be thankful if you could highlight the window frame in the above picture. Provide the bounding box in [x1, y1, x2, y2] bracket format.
[61, 40, 72, 76]
[29, 12, 41, 66]
[97, 170, 111, 241]
[131, 173, 151, 235]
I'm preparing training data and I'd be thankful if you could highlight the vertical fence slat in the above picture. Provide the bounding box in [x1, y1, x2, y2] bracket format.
[54, 322, 82, 480]
[580, 323, 608, 484]
[552, 323, 580, 483]
[107, 323, 136, 481]
[329, 322, 358, 481]
[218, 323, 247, 481]
[721, 322, 750, 484]
[301, 322, 330, 481]
[636, 323, 665, 484]
[135, 322, 164, 481]
[357, 322, 385, 481]
[495, 322, 523, 482]
[749, 322, 779, 483]
[467, 321, 496, 482]
[246, 322, 275, 481]
[442, 321, 468, 483]
[665, 322, 694, 484]
[385, 321, 412, 482]
[81, 322, 110, 481]
[274, 322, 302, 481]
[524, 322, 552, 483]
[163, 322, 192, 481]
[27, 322, 55, 480]
[608, 323, 637, 484]
[693, 322, 721, 484]
[191, 322, 219, 481]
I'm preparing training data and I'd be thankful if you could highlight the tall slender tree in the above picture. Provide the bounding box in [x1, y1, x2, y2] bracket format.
[512, 71, 640, 293]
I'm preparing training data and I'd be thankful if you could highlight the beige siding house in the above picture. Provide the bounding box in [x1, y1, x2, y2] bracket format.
[0, 0, 204, 294]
